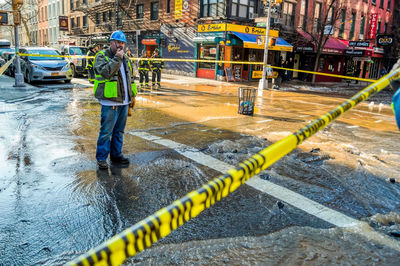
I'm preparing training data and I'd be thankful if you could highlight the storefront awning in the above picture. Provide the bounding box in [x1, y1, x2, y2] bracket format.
[231, 32, 293, 52]
[297, 31, 347, 54]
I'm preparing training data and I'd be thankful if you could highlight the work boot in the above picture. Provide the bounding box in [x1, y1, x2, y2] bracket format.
[97, 160, 108, 170]
[110, 156, 130, 164]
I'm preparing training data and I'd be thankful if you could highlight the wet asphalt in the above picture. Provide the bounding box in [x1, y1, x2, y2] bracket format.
[0, 77, 399, 265]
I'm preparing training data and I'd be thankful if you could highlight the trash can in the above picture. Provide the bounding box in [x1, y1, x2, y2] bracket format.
[238, 87, 256, 116]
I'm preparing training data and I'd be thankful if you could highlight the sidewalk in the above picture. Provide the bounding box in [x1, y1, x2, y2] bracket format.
[161, 73, 372, 90]
[0, 75, 35, 90]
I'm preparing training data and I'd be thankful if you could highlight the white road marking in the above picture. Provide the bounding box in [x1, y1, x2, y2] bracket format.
[129, 131, 400, 251]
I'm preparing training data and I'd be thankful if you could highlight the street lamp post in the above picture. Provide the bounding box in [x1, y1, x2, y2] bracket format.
[259, 0, 272, 96]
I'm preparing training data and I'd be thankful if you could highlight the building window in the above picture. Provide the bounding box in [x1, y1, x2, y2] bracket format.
[349, 12, 356, 40]
[103, 11, 108, 22]
[230, 0, 256, 19]
[151, 2, 159, 20]
[282, 1, 296, 28]
[109, 10, 113, 21]
[71, 18, 75, 28]
[313, 2, 322, 33]
[388, 0, 391, 10]
[70, 0, 73, 10]
[200, 0, 225, 18]
[96, 13, 100, 24]
[137, 4, 144, 19]
[339, 9, 346, 38]
[299, 0, 308, 30]
[198, 44, 218, 69]
[167, 0, 170, 13]
[83, 15, 87, 27]
[372, 0, 376, 5]
[384, 22, 388, 33]
[76, 16, 80, 27]
[117, 11, 122, 26]
[83, 0, 87, 4]
[359, 15, 365, 39]
[379, 0, 384, 8]
[377, 20, 381, 34]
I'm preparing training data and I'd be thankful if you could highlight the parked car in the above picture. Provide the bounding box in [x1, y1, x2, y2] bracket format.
[19, 47, 73, 83]
[0, 47, 14, 57]
[1, 51, 16, 76]
[60, 45, 88, 77]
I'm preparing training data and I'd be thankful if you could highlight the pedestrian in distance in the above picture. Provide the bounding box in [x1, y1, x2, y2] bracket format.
[86, 43, 99, 84]
[150, 48, 164, 89]
[138, 50, 150, 90]
[287, 57, 294, 81]
[93, 30, 138, 170]
[381, 66, 387, 78]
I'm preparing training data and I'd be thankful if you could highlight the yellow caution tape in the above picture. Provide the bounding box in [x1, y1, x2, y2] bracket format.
[0, 55, 15, 76]
[16, 52, 375, 83]
[68, 68, 400, 266]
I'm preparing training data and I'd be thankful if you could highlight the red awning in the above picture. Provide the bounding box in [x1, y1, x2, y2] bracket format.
[322, 38, 347, 54]
[297, 31, 347, 54]
[142, 39, 158, 45]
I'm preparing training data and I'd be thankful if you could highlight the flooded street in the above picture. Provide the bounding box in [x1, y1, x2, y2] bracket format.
[0, 76, 399, 265]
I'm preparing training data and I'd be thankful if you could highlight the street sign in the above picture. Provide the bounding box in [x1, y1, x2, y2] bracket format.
[0, 12, 8, 24]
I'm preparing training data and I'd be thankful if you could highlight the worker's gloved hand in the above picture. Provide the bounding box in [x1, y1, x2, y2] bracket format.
[131, 97, 136, 109]
[128, 98, 136, 117]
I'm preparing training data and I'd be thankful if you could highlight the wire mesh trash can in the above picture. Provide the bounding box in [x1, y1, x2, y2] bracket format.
[238, 87, 256, 116]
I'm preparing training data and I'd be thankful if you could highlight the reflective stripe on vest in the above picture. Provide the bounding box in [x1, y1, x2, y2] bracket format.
[94, 51, 137, 97]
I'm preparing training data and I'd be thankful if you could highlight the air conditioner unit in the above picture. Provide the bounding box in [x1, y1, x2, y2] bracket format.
[249, 13, 258, 19]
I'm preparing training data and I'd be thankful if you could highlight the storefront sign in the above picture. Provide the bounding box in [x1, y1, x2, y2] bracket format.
[345, 50, 364, 56]
[252, 70, 278, 79]
[377, 35, 393, 46]
[198, 23, 227, 32]
[59, 16, 68, 31]
[296, 46, 313, 52]
[175, 0, 183, 19]
[167, 44, 190, 53]
[197, 23, 278, 37]
[369, 13, 378, 39]
[322, 48, 342, 54]
[348, 41, 369, 47]
[373, 47, 384, 54]
[209, 47, 216, 55]
[142, 39, 158, 45]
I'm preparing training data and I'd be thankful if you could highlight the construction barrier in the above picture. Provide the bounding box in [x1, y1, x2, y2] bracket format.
[16, 53, 376, 83]
[67, 64, 400, 265]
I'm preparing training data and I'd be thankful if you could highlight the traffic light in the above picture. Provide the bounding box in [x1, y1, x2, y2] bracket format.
[0, 12, 8, 24]
[12, 0, 24, 10]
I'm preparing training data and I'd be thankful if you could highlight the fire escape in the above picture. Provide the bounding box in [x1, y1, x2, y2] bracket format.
[72, 0, 162, 35]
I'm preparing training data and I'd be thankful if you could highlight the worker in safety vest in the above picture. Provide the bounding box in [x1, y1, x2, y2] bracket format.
[93, 30, 137, 170]
[150, 48, 164, 88]
[86, 43, 99, 84]
[138, 50, 150, 89]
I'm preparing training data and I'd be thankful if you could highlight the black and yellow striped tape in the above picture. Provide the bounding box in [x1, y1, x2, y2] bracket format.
[16, 52, 376, 83]
[67, 68, 400, 266]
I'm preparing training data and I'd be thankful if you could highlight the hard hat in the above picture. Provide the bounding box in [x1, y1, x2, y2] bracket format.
[110, 30, 127, 43]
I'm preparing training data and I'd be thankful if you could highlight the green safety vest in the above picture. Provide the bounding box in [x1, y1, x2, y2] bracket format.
[94, 51, 137, 100]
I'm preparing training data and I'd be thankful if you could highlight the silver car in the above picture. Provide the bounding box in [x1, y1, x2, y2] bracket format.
[20, 47, 73, 83]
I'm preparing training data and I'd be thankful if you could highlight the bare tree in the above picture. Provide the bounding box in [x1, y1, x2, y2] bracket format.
[3, 0, 42, 45]
[299, 0, 344, 83]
